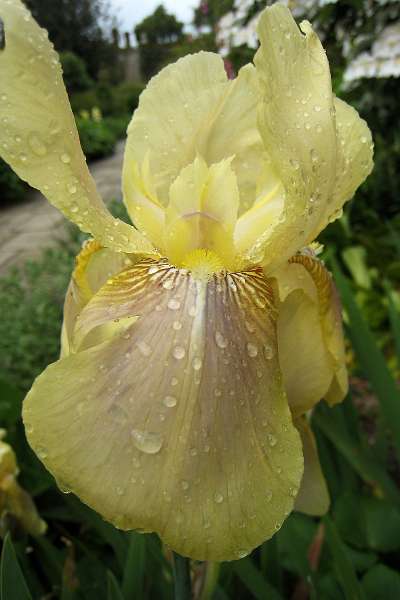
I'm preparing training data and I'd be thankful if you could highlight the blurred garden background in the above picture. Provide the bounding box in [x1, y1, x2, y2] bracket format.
[1, 0, 400, 598]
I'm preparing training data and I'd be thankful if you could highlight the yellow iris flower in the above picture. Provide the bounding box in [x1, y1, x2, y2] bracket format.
[0, 430, 46, 537]
[0, 0, 373, 560]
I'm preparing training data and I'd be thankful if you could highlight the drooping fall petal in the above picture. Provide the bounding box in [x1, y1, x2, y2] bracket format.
[0, 0, 154, 255]
[273, 254, 348, 416]
[61, 239, 140, 357]
[23, 259, 303, 561]
[294, 417, 330, 516]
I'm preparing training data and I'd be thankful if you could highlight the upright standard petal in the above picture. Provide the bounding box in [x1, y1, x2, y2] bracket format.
[163, 156, 239, 269]
[253, 4, 337, 269]
[273, 254, 348, 416]
[122, 53, 270, 230]
[310, 97, 373, 237]
[24, 259, 303, 561]
[0, 0, 154, 255]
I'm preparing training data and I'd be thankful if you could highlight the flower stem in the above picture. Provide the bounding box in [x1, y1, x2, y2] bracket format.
[172, 551, 192, 600]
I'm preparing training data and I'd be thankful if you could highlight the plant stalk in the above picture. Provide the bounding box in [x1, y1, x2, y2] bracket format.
[172, 551, 192, 600]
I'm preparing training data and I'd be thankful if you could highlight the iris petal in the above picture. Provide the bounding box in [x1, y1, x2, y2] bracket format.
[273, 255, 348, 416]
[294, 416, 329, 516]
[0, 0, 154, 255]
[61, 240, 140, 357]
[24, 259, 303, 561]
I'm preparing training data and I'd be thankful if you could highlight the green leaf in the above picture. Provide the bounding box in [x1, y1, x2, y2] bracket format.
[107, 571, 124, 600]
[234, 557, 283, 600]
[384, 281, 400, 365]
[0, 379, 23, 425]
[323, 516, 365, 600]
[362, 565, 400, 599]
[0, 534, 32, 600]
[313, 403, 400, 504]
[332, 259, 400, 457]
[122, 532, 146, 599]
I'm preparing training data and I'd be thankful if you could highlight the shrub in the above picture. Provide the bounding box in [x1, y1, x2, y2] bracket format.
[70, 89, 100, 115]
[76, 116, 117, 159]
[103, 114, 130, 139]
[0, 158, 27, 204]
[60, 51, 93, 94]
[113, 81, 145, 114]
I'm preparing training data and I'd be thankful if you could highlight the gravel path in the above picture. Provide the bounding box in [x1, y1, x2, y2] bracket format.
[0, 140, 125, 276]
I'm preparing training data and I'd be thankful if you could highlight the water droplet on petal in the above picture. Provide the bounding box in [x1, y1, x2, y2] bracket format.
[192, 357, 202, 371]
[173, 346, 185, 360]
[60, 152, 71, 164]
[131, 429, 163, 454]
[163, 395, 177, 408]
[28, 132, 47, 156]
[168, 298, 180, 311]
[264, 345, 274, 360]
[136, 340, 152, 356]
[215, 331, 228, 349]
[246, 342, 258, 358]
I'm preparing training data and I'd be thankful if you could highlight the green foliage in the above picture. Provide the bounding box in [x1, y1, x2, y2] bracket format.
[112, 82, 145, 115]
[0, 244, 77, 392]
[0, 159, 27, 204]
[24, 0, 118, 80]
[193, 0, 235, 28]
[76, 117, 116, 160]
[60, 51, 93, 94]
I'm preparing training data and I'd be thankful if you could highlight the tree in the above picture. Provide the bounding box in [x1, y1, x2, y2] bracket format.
[24, 0, 118, 80]
[134, 5, 184, 79]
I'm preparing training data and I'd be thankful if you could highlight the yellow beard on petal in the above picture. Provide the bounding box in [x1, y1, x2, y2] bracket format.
[182, 248, 225, 280]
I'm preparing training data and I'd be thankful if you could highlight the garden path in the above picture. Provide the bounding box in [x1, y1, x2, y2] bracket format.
[0, 141, 125, 276]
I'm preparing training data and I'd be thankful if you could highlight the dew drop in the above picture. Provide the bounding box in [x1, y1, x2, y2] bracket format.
[131, 429, 163, 454]
[192, 357, 202, 371]
[268, 434, 277, 447]
[168, 298, 181, 311]
[214, 492, 224, 504]
[162, 279, 174, 290]
[60, 152, 71, 164]
[28, 132, 47, 156]
[236, 549, 250, 559]
[246, 342, 258, 358]
[266, 490, 273, 502]
[172, 320, 182, 331]
[136, 340, 152, 356]
[181, 480, 189, 491]
[264, 345, 274, 360]
[37, 446, 48, 460]
[67, 182, 77, 194]
[171, 376, 179, 386]
[173, 346, 185, 360]
[215, 331, 228, 349]
[163, 395, 177, 408]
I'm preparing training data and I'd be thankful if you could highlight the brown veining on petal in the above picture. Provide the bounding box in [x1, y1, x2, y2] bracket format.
[24, 256, 303, 560]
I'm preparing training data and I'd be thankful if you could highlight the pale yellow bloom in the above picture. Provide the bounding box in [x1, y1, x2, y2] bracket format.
[0, 0, 372, 560]
[0, 430, 46, 537]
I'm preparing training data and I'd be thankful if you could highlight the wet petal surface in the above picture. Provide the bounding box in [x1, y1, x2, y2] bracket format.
[24, 259, 303, 561]
[0, 0, 154, 254]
